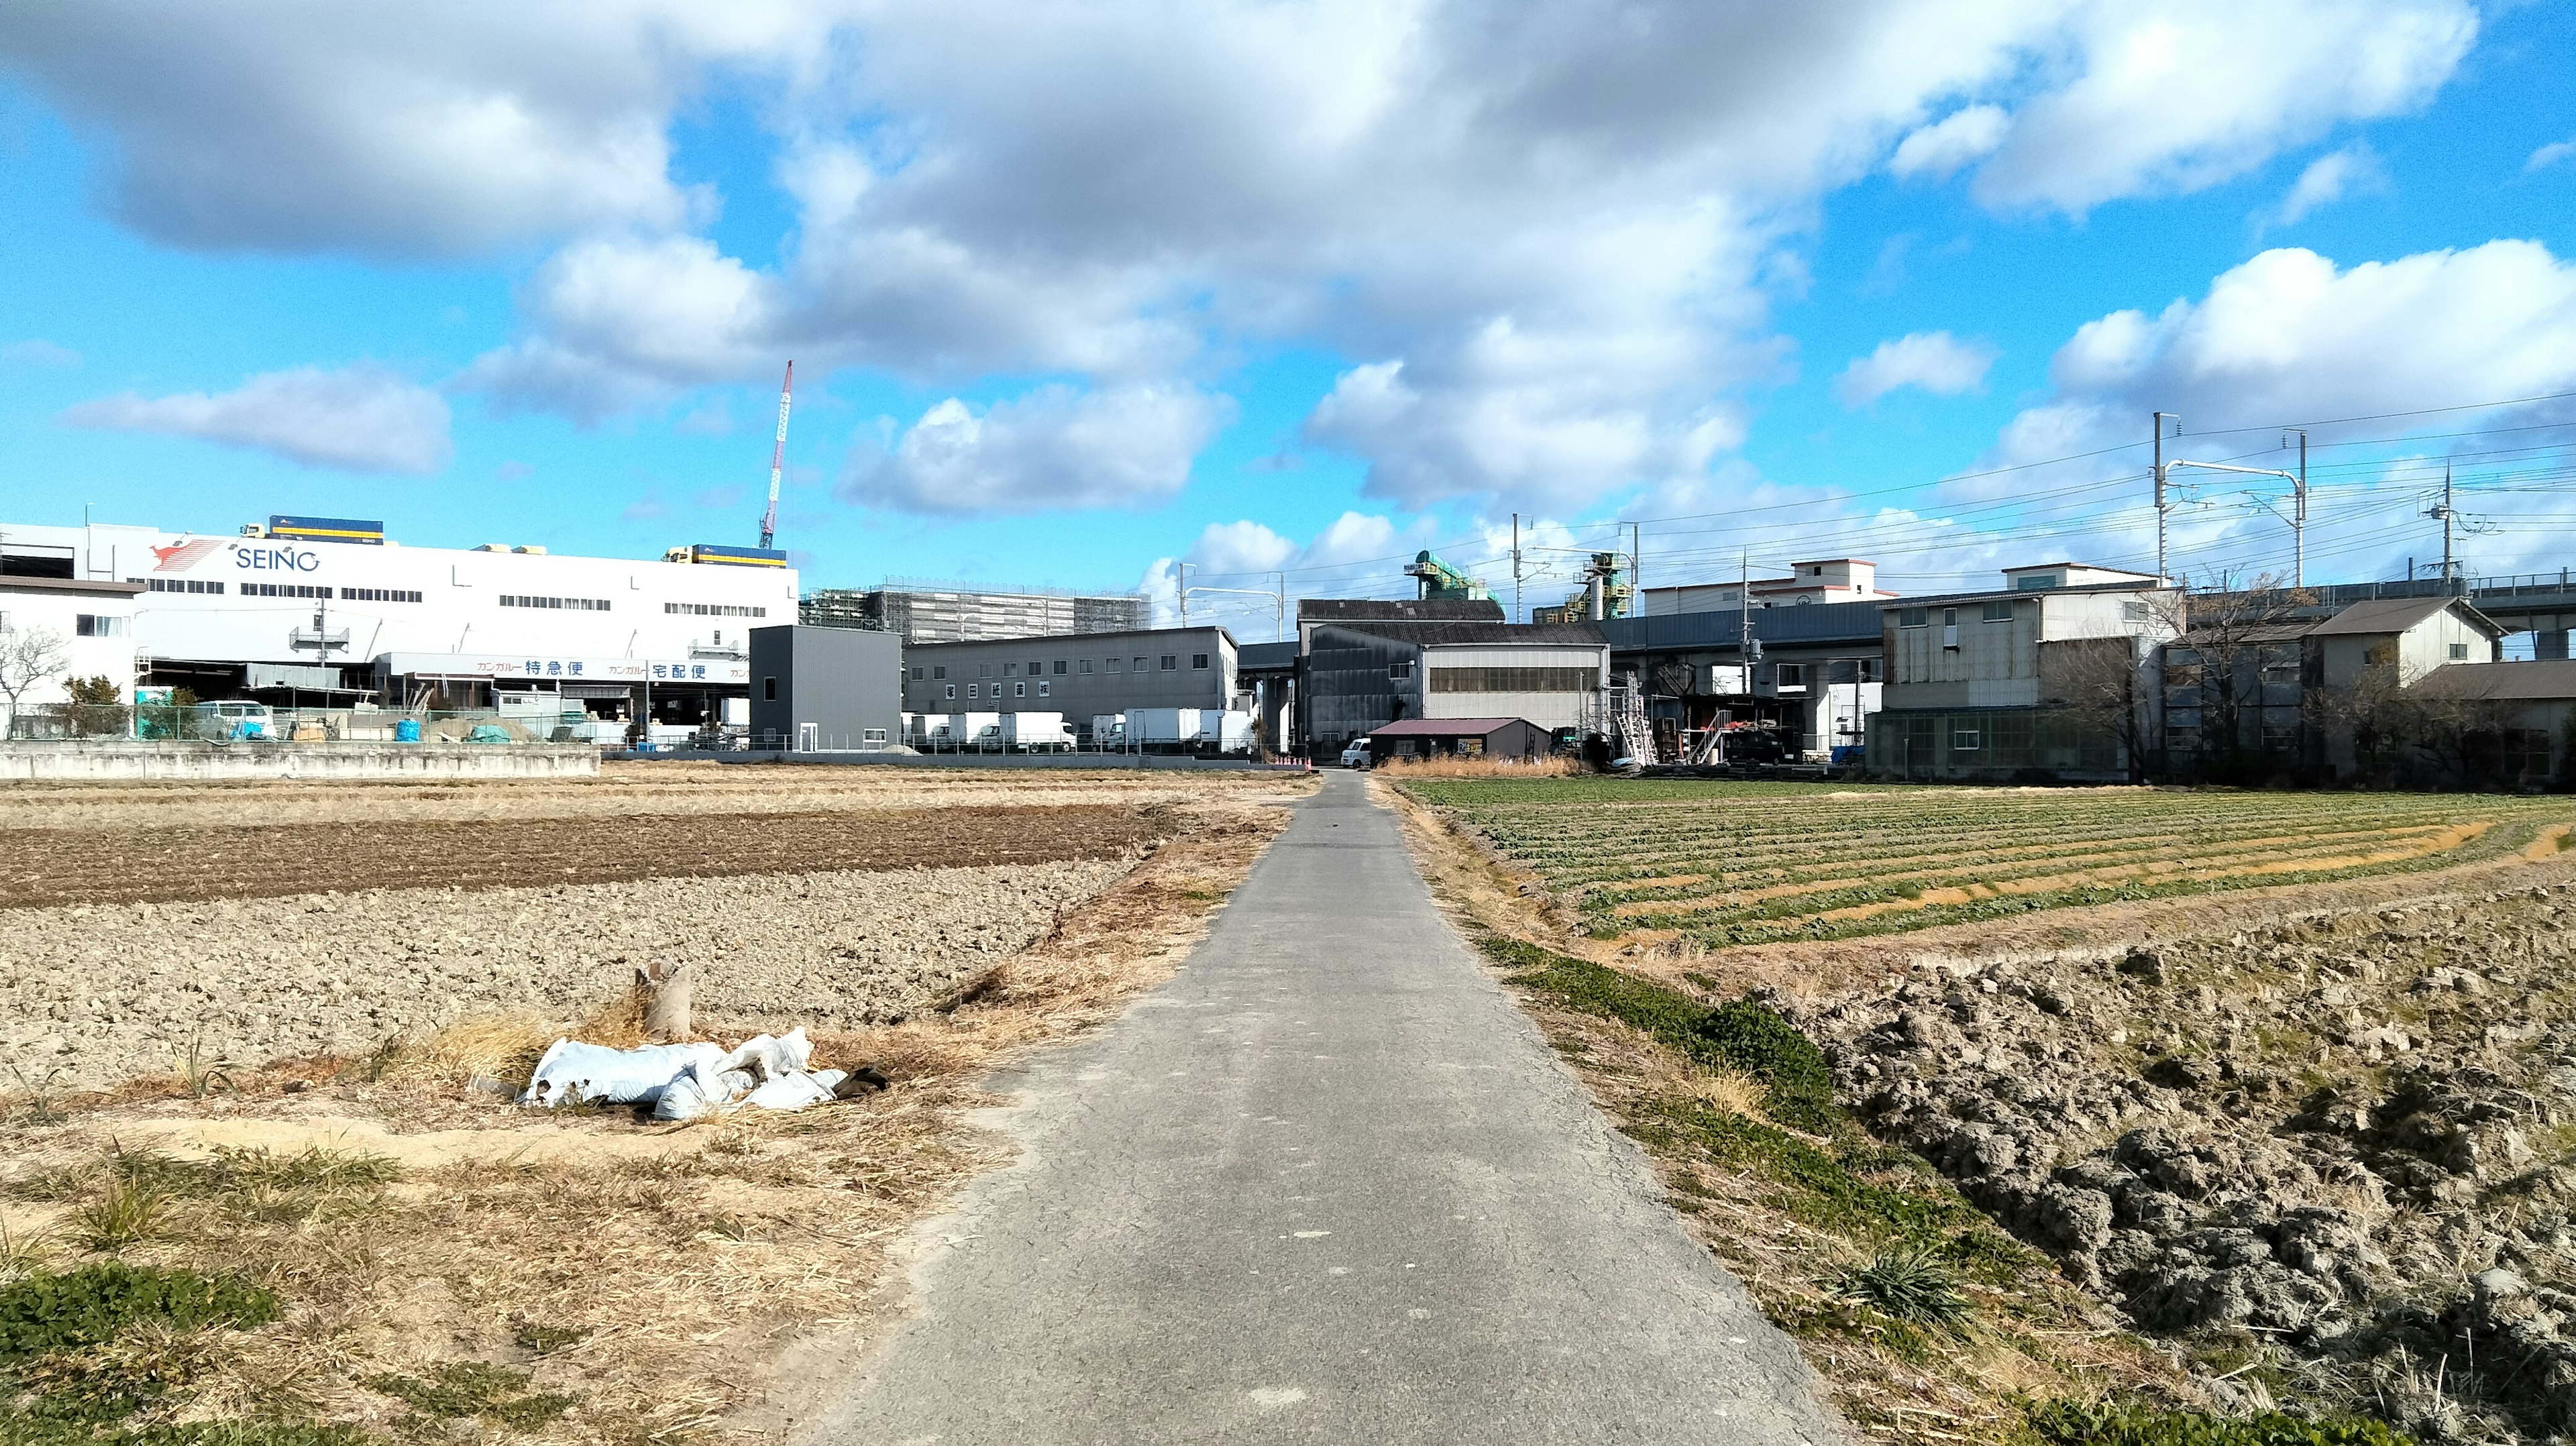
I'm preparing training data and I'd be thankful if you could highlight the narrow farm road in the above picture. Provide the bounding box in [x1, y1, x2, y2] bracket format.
[803, 769, 1841, 1445]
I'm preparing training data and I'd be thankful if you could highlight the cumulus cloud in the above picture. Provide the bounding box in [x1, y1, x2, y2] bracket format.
[842, 383, 1231, 514]
[1, 0, 2494, 514]
[2530, 136, 2576, 173]
[1888, 105, 2009, 181]
[63, 364, 453, 474]
[1833, 331, 1999, 408]
[2256, 142, 2388, 232]
[1138, 510, 1436, 626]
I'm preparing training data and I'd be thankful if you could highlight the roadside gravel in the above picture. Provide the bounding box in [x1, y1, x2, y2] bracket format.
[1, 854, 1138, 1091]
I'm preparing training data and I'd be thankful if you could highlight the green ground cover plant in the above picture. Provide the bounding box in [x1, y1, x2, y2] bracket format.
[1411, 779, 2572, 945]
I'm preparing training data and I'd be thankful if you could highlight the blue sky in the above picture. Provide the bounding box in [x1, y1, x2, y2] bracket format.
[5, 1, 2575, 634]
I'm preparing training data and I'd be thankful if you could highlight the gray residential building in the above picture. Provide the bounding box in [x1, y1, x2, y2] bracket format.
[898, 626, 1240, 738]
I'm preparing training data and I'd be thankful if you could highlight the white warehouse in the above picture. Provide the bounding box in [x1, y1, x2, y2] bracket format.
[0, 517, 798, 724]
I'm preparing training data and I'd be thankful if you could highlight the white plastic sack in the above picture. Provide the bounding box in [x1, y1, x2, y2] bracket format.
[522, 1040, 726, 1108]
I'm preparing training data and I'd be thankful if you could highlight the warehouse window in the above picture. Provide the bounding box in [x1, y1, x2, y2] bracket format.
[341, 587, 422, 604]
[978, 663, 992, 677]
[1004, 662, 1017, 676]
[945, 683, 956, 700]
[1134, 657, 1148, 671]
[1053, 659, 1067, 674]
[763, 677, 777, 701]
[910, 667, 924, 680]
[74, 614, 127, 637]
[2123, 600, 2151, 620]
[863, 729, 888, 744]
[2449, 643, 2470, 660]
[932, 665, 947, 679]
[1029, 659, 1042, 676]
[1388, 660, 1415, 680]
[146, 578, 226, 595]
[508, 594, 611, 610]
[1037, 681, 1051, 698]
[663, 602, 763, 616]
[1014, 681, 1026, 698]
[1191, 653, 1210, 670]
[1106, 657, 1122, 672]
[1898, 607, 1929, 628]
[241, 583, 332, 600]
[1159, 655, 1178, 671]
[1952, 726, 1981, 752]
[967, 683, 979, 699]
[1428, 667, 1601, 693]
[1774, 663, 1808, 688]
[1079, 659, 1093, 674]
[1981, 600, 2014, 622]
[1859, 659, 1882, 682]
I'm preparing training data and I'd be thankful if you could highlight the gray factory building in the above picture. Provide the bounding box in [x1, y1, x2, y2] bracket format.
[749, 624, 904, 751]
[899, 626, 1240, 734]
[1303, 620, 1610, 753]
[802, 585, 1146, 643]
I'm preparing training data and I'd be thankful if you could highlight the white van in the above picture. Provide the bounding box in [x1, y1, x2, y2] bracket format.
[1340, 738, 1372, 768]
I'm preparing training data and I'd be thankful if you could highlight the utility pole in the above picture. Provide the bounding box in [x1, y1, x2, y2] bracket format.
[2153, 412, 2176, 581]
[1275, 571, 1285, 642]
[2427, 464, 2457, 581]
[1178, 561, 1189, 626]
[1511, 513, 1523, 624]
[2283, 429, 2308, 589]
[1630, 521, 1642, 616]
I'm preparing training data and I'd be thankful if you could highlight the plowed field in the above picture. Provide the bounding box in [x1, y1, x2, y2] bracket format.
[0, 803, 1168, 909]
[1402, 777, 2576, 946]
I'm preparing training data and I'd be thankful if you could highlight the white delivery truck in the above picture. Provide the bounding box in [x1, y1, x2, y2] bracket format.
[1213, 710, 1257, 755]
[1089, 714, 1127, 750]
[1125, 708, 1203, 745]
[1002, 712, 1076, 752]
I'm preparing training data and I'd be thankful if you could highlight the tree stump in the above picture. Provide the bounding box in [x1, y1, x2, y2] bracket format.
[637, 960, 692, 1042]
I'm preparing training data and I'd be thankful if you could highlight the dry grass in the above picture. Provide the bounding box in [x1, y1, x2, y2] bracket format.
[1369, 754, 1581, 779]
[0, 781, 1306, 1446]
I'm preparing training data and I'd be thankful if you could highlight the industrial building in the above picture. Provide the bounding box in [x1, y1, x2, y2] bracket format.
[1640, 558, 1896, 614]
[0, 575, 144, 718]
[801, 583, 1146, 643]
[896, 625, 1242, 744]
[0, 514, 796, 728]
[1302, 620, 1609, 755]
[749, 624, 904, 752]
[1362, 717, 1556, 765]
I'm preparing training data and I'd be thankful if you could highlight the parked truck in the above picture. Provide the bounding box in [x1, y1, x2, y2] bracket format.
[1002, 711, 1076, 752]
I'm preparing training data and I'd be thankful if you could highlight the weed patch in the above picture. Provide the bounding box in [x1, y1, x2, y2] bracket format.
[2021, 1399, 2413, 1446]
[0, 1266, 276, 1365]
[362, 1363, 572, 1430]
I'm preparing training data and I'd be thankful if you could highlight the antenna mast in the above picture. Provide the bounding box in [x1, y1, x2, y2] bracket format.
[759, 361, 793, 550]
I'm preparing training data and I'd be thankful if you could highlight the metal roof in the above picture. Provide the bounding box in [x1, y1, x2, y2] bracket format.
[2410, 660, 2576, 701]
[1236, 641, 1298, 672]
[1322, 620, 1607, 645]
[1366, 717, 1536, 736]
[1297, 598, 1504, 622]
[0, 576, 146, 597]
[2306, 596, 2502, 638]
[1602, 600, 1882, 649]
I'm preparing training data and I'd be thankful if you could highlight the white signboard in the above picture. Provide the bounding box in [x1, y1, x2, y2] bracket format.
[374, 652, 751, 685]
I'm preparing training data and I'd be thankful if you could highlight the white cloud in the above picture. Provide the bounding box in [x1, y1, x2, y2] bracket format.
[1, 0, 2493, 515]
[1139, 510, 1436, 626]
[1973, 0, 2473, 215]
[842, 383, 1230, 514]
[63, 364, 453, 474]
[1833, 331, 1999, 408]
[2, 339, 81, 368]
[2530, 136, 2576, 173]
[1888, 105, 2009, 181]
[2255, 142, 2387, 231]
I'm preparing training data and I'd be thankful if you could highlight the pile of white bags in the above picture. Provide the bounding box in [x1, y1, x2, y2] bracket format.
[521, 1027, 851, 1120]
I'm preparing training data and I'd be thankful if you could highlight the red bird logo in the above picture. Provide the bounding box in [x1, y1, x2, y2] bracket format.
[150, 539, 223, 572]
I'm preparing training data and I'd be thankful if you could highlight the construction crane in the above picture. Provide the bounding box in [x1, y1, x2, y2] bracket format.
[758, 361, 793, 551]
[1404, 550, 1490, 602]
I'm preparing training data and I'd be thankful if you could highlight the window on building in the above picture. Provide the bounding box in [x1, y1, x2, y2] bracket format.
[241, 583, 333, 600]
[1029, 659, 1042, 676]
[1981, 600, 2015, 622]
[979, 663, 993, 677]
[1898, 607, 1928, 628]
[967, 683, 979, 699]
[1079, 659, 1094, 674]
[863, 729, 888, 744]
[2123, 600, 2151, 621]
[933, 665, 947, 679]
[763, 677, 777, 701]
[1774, 663, 1807, 687]
[945, 683, 957, 700]
[1191, 653, 1210, 670]
[1106, 657, 1122, 672]
[1859, 658, 1882, 682]
[1053, 660, 1067, 675]
[664, 602, 765, 617]
[508, 594, 611, 610]
[2449, 643, 2471, 660]
[1952, 726, 1981, 752]
[1388, 660, 1415, 680]
[911, 667, 924, 680]
[1134, 657, 1148, 672]
[1427, 666, 1601, 693]
[1942, 608, 1958, 626]
[1037, 680, 1051, 698]
[339, 587, 422, 604]
[1159, 655, 1178, 671]
[1015, 681, 1027, 698]
[1004, 662, 1017, 676]
[145, 578, 226, 595]
[74, 614, 127, 638]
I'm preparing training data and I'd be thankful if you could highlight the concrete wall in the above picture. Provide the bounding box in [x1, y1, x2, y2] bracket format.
[751, 624, 902, 749]
[0, 741, 600, 781]
[900, 626, 1236, 724]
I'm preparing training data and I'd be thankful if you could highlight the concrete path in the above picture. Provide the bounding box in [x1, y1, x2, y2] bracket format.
[806, 770, 1841, 1445]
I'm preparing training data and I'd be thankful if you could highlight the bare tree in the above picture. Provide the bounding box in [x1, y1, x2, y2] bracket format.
[2040, 633, 2156, 783]
[0, 623, 70, 736]
[2165, 574, 2316, 783]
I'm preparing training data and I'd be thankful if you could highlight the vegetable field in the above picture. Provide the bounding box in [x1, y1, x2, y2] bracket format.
[1401, 778, 2576, 946]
